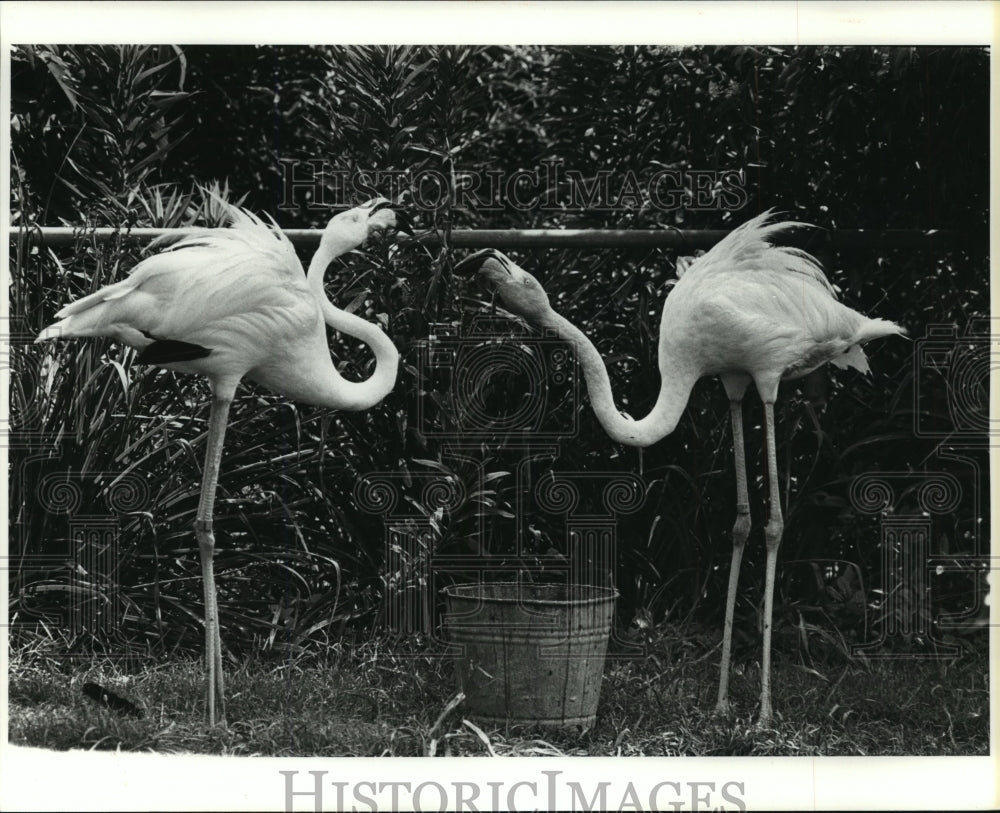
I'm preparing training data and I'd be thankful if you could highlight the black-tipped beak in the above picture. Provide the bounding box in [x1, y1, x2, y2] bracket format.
[453, 248, 506, 276]
[369, 201, 414, 236]
[393, 209, 414, 236]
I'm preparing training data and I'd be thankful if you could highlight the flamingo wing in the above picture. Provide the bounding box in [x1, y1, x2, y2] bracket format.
[36, 203, 319, 378]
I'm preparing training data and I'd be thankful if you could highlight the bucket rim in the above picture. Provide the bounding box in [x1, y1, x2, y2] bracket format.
[440, 580, 618, 606]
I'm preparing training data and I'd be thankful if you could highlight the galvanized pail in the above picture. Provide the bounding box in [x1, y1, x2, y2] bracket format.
[442, 581, 617, 729]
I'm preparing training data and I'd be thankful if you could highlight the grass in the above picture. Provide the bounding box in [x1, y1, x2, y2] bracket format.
[8, 625, 989, 757]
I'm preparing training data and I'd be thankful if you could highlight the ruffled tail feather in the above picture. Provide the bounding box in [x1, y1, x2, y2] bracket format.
[830, 318, 907, 375]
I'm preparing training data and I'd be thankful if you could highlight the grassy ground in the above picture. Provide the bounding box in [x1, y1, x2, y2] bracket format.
[8, 627, 989, 756]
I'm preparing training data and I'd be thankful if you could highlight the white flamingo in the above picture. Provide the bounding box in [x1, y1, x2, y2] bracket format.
[456, 211, 905, 726]
[36, 197, 411, 724]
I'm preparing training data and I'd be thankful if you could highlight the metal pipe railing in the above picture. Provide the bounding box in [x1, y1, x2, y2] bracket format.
[17, 226, 970, 250]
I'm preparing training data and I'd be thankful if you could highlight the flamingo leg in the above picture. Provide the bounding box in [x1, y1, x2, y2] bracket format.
[716, 396, 751, 714]
[759, 400, 783, 727]
[195, 395, 232, 726]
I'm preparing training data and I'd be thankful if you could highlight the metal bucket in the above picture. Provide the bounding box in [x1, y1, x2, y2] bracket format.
[442, 581, 617, 729]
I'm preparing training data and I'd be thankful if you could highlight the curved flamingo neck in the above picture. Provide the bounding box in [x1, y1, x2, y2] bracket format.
[540, 309, 695, 448]
[304, 240, 400, 411]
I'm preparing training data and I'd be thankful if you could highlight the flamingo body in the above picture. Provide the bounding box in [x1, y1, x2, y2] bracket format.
[36, 203, 395, 406]
[457, 210, 904, 726]
[36, 196, 409, 724]
[661, 215, 897, 385]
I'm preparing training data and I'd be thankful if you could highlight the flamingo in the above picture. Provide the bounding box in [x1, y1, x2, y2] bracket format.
[455, 211, 904, 726]
[35, 196, 412, 725]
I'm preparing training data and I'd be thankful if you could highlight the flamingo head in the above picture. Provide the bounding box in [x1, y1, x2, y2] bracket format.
[454, 249, 552, 321]
[324, 198, 413, 250]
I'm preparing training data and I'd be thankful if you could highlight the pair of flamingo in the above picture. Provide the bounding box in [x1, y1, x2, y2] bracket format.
[36, 199, 902, 727]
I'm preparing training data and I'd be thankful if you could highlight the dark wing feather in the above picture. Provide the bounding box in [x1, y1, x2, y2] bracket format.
[137, 331, 212, 364]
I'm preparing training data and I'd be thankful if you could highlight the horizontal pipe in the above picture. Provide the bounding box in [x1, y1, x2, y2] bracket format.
[15, 225, 971, 250]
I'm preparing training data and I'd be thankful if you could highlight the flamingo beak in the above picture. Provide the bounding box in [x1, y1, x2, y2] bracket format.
[369, 200, 414, 236]
[393, 209, 414, 236]
[453, 249, 510, 276]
